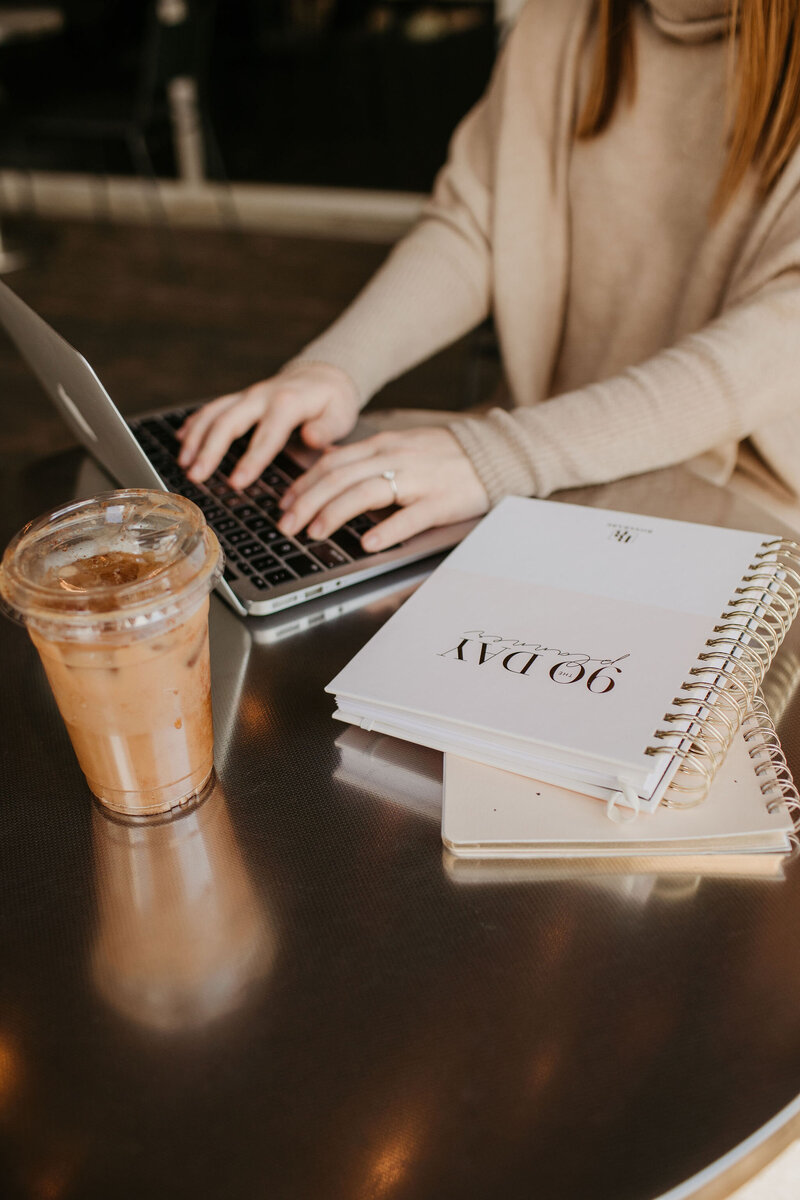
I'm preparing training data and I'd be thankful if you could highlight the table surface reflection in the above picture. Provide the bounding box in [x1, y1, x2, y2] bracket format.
[2, 453, 800, 1200]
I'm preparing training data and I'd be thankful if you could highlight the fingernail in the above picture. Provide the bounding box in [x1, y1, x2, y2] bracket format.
[229, 474, 244, 490]
[280, 512, 298, 534]
[363, 534, 379, 552]
[279, 491, 293, 510]
[307, 521, 323, 539]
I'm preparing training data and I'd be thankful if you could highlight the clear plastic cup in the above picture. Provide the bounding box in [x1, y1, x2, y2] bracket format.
[0, 489, 223, 818]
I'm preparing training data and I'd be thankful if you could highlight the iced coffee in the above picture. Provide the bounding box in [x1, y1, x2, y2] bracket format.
[0, 490, 222, 818]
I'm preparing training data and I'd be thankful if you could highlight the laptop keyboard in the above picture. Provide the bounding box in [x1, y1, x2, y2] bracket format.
[129, 409, 379, 595]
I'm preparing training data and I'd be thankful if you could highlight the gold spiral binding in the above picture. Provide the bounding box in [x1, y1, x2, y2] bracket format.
[646, 538, 800, 808]
[724, 591, 795, 653]
[719, 603, 787, 658]
[703, 628, 774, 668]
[741, 694, 800, 848]
[661, 694, 738, 739]
[761, 648, 800, 725]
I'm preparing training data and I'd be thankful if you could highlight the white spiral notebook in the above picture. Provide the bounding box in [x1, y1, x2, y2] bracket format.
[327, 497, 800, 811]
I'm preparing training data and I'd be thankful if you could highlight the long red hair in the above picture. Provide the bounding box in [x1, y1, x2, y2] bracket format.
[577, 0, 800, 215]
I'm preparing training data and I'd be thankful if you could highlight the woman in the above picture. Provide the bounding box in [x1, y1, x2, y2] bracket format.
[177, 0, 800, 549]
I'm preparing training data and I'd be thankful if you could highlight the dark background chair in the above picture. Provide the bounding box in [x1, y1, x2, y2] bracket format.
[0, 0, 496, 192]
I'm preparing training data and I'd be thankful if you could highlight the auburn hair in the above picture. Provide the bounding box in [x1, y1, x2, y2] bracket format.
[576, 0, 800, 216]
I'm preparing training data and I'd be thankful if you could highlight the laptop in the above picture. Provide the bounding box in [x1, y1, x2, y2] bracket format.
[0, 279, 474, 616]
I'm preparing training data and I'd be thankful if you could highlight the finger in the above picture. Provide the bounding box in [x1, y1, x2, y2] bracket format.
[176, 400, 227, 441]
[228, 391, 319, 490]
[299, 476, 397, 541]
[361, 501, 439, 552]
[186, 392, 268, 483]
[281, 439, 386, 510]
[178, 394, 241, 466]
[280, 456, 398, 535]
[362, 499, 441, 549]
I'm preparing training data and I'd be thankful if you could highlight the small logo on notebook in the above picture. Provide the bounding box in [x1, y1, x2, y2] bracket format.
[607, 522, 652, 545]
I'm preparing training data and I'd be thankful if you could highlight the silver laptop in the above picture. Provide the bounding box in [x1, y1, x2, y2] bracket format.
[0, 279, 473, 616]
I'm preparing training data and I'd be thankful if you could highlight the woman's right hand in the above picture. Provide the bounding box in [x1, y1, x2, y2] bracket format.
[176, 362, 361, 491]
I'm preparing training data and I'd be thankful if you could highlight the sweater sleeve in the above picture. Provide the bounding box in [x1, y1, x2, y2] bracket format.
[448, 184, 800, 505]
[289, 45, 509, 404]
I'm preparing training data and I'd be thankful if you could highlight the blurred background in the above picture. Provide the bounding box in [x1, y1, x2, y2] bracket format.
[0, 0, 508, 514]
[0, 0, 501, 199]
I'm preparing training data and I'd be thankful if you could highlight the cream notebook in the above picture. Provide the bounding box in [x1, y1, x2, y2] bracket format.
[327, 497, 800, 811]
[441, 700, 799, 860]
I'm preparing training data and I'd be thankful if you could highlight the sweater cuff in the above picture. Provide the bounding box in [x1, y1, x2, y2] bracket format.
[447, 410, 540, 506]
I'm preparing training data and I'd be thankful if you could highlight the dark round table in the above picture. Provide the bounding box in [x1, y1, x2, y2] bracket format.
[2, 448, 800, 1200]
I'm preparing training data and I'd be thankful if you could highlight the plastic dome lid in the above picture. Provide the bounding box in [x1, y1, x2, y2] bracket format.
[0, 490, 222, 639]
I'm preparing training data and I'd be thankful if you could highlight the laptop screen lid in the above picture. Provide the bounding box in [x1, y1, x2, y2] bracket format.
[0, 279, 246, 613]
[0, 279, 166, 490]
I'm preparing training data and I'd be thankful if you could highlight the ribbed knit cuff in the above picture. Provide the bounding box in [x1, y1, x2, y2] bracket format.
[447, 410, 540, 506]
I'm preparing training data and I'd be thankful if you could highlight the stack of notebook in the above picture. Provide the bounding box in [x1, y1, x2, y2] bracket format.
[326, 497, 800, 870]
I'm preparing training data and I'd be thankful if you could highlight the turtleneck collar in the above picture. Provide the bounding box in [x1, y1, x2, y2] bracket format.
[647, 0, 734, 42]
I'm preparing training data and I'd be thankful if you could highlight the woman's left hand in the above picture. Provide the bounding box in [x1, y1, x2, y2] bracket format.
[277, 426, 490, 551]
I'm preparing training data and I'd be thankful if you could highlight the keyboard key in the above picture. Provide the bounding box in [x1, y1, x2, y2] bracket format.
[237, 541, 264, 559]
[264, 469, 290, 493]
[249, 575, 271, 590]
[215, 516, 239, 534]
[161, 410, 187, 429]
[227, 528, 252, 545]
[245, 481, 269, 499]
[252, 553, 280, 572]
[245, 516, 271, 533]
[274, 451, 303, 479]
[285, 553, 323, 577]
[348, 513, 378, 534]
[330, 528, 365, 559]
[207, 479, 232, 498]
[258, 527, 281, 545]
[265, 568, 295, 586]
[273, 540, 298, 559]
[194, 494, 220, 514]
[223, 565, 239, 583]
[156, 429, 180, 455]
[150, 453, 175, 475]
[161, 470, 186, 492]
[230, 503, 260, 522]
[255, 496, 282, 520]
[310, 542, 349, 569]
[203, 503, 228, 524]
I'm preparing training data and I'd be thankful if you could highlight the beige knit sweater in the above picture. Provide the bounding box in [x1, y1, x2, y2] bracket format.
[295, 0, 800, 527]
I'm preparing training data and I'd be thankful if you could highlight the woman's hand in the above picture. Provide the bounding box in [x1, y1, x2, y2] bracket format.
[175, 363, 360, 489]
[277, 427, 490, 552]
